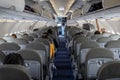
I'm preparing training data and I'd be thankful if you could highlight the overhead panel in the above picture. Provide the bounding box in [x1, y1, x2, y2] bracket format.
[50, 0, 75, 17]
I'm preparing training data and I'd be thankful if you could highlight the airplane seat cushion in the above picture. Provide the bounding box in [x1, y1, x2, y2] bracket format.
[17, 49, 43, 80]
[0, 50, 5, 64]
[25, 42, 48, 64]
[14, 38, 29, 44]
[105, 40, 120, 60]
[3, 36, 15, 42]
[0, 38, 6, 44]
[109, 34, 120, 40]
[79, 41, 100, 64]
[91, 34, 103, 41]
[97, 61, 120, 80]
[0, 65, 31, 80]
[85, 48, 114, 79]
[0, 43, 20, 55]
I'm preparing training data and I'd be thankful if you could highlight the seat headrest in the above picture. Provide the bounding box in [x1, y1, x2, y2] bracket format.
[0, 65, 31, 80]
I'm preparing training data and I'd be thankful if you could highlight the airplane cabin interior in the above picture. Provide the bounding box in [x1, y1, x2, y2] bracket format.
[0, 0, 119, 80]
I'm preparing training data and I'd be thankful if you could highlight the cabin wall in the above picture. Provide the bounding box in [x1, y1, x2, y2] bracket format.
[0, 20, 36, 37]
[0, 0, 25, 11]
[0, 21, 16, 37]
[32, 3, 43, 15]
[67, 20, 79, 27]
[46, 21, 57, 27]
[98, 19, 120, 34]
[33, 21, 47, 29]
[42, 9, 53, 19]
[77, 18, 120, 34]
[72, 9, 82, 18]
[77, 20, 98, 30]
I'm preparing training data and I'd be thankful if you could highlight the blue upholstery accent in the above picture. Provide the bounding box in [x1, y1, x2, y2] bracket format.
[53, 37, 75, 80]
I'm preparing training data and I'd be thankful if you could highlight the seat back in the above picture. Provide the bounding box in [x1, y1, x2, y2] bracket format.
[109, 34, 120, 40]
[96, 37, 112, 47]
[0, 38, 6, 44]
[22, 35, 34, 42]
[0, 50, 5, 64]
[91, 34, 103, 41]
[17, 49, 43, 80]
[16, 34, 23, 38]
[85, 48, 114, 79]
[97, 61, 120, 80]
[80, 41, 100, 64]
[3, 36, 15, 42]
[14, 38, 29, 49]
[25, 42, 47, 65]
[34, 31, 43, 37]
[86, 32, 94, 38]
[0, 43, 20, 55]
[105, 40, 120, 60]
[71, 35, 83, 53]
[34, 38, 50, 57]
[29, 33, 38, 38]
[102, 32, 112, 37]
[0, 65, 31, 80]
[74, 36, 91, 60]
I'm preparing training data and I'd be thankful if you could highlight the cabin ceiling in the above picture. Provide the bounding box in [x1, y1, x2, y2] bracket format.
[50, 0, 75, 17]
[49, 0, 88, 17]
[26, 0, 87, 17]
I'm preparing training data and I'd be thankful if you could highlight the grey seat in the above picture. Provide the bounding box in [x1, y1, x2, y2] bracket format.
[96, 37, 112, 43]
[17, 49, 43, 80]
[78, 41, 100, 78]
[79, 41, 100, 65]
[14, 38, 29, 44]
[91, 34, 103, 41]
[0, 50, 5, 64]
[25, 42, 47, 65]
[0, 43, 20, 55]
[109, 34, 120, 40]
[67, 28, 81, 41]
[22, 35, 34, 42]
[70, 35, 84, 54]
[86, 32, 94, 38]
[102, 32, 112, 37]
[85, 48, 114, 80]
[3, 36, 15, 42]
[29, 33, 38, 38]
[0, 65, 31, 80]
[97, 61, 120, 80]
[105, 40, 120, 60]
[0, 38, 6, 44]
[25, 42, 48, 79]
[34, 38, 50, 58]
[74, 36, 91, 61]
[14, 38, 29, 49]
[34, 38, 50, 46]
[16, 33, 23, 38]
[96, 37, 112, 47]
[35, 31, 43, 37]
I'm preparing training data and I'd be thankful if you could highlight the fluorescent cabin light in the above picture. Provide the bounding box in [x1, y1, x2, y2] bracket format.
[59, 7, 65, 11]
[57, 23, 62, 26]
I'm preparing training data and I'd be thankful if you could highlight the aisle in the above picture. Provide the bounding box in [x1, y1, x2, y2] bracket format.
[53, 37, 75, 80]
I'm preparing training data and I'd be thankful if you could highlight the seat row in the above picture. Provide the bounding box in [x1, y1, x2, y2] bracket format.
[0, 26, 59, 80]
[65, 26, 120, 80]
